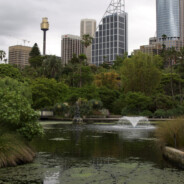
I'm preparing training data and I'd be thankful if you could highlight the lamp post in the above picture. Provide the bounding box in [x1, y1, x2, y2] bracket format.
[41, 17, 49, 56]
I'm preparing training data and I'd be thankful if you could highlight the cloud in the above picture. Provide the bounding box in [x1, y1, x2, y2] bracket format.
[0, 0, 156, 57]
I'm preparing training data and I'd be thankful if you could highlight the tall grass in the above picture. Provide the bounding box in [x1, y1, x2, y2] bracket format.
[156, 118, 184, 149]
[0, 133, 35, 168]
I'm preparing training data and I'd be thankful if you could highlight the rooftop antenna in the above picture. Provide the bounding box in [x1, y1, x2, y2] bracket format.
[95, 0, 125, 34]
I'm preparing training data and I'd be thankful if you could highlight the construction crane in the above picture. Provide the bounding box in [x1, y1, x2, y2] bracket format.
[7, 35, 31, 46]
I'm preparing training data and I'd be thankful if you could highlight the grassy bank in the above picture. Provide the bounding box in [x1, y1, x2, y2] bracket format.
[0, 133, 35, 168]
[156, 118, 184, 150]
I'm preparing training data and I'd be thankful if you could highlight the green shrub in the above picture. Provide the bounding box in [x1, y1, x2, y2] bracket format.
[156, 119, 184, 149]
[89, 99, 103, 110]
[139, 110, 153, 117]
[0, 77, 43, 141]
[154, 109, 167, 118]
[121, 107, 130, 116]
[120, 92, 152, 115]
[54, 103, 69, 117]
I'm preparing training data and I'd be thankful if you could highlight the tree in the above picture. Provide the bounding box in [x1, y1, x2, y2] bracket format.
[98, 86, 120, 112]
[81, 34, 93, 50]
[120, 52, 162, 95]
[165, 47, 178, 99]
[42, 55, 63, 79]
[29, 56, 45, 69]
[94, 71, 120, 90]
[29, 43, 41, 58]
[31, 78, 69, 109]
[67, 54, 89, 87]
[67, 85, 99, 104]
[113, 52, 128, 70]
[0, 64, 22, 80]
[0, 77, 43, 141]
[81, 34, 93, 62]
[121, 92, 152, 115]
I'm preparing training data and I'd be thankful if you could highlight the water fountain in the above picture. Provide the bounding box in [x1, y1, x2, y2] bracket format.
[118, 116, 150, 128]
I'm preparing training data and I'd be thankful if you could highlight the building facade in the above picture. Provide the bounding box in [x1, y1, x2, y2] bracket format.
[156, 0, 180, 41]
[92, 0, 128, 66]
[61, 34, 84, 65]
[80, 19, 96, 63]
[9, 45, 32, 68]
[180, 0, 184, 45]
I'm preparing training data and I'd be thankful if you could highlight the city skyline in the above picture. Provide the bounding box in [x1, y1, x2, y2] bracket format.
[0, 0, 156, 59]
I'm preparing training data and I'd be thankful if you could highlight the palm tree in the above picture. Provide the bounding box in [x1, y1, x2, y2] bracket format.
[81, 34, 93, 49]
[162, 34, 167, 50]
[81, 34, 93, 61]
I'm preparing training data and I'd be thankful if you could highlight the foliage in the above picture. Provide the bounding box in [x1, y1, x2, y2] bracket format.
[120, 92, 152, 115]
[120, 52, 162, 95]
[151, 93, 176, 111]
[98, 87, 120, 112]
[29, 56, 45, 69]
[139, 110, 153, 117]
[81, 34, 93, 49]
[31, 78, 69, 109]
[77, 98, 93, 117]
[54, 103, 69, 117]
[41, 55, 63, 79]
[89, 99, 103, 110]
[0, 64, 22, 80]
[113, 53, 128, 70]
[154, 106, 184, 118]
[156, 119, 184, 149]
[94, 71, 120, 90]
[67, 85, 99, 104]
[29, 43, 41, 58]
[0, 77, 43, 141]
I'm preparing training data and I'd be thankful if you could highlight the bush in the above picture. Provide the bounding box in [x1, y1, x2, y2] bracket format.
[89, 99, 103, 110]
[154, 106, 184, 118]
[156, 119, 184, 149]
[154, 109, 167, 118]
[54, 103, 69, 117]
[139, 110, 153, 117]
[0, 77, 43, 141]
[121, 92, 152, 115]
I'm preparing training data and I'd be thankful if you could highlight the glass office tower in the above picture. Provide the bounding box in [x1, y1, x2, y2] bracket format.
[92, 0, 128, 66]
[156, 0, 180, 41]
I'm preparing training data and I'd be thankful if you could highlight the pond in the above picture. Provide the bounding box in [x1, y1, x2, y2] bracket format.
[0, 123, 184, 184]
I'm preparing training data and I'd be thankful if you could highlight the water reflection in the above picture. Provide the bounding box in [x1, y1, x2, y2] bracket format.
[0, 124, 184, 184]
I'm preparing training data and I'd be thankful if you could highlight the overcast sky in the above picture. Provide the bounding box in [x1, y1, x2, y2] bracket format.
[0, 0, 156, 59]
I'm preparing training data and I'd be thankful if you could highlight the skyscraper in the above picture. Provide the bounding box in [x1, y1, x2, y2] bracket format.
[180, 0, 184, 44]
[61, 34, 84, 65]
[80, 19, 96, 63]
[156, 0, 184, 45]
[9, 45, 32, 68]
[92, 0, 128, 66]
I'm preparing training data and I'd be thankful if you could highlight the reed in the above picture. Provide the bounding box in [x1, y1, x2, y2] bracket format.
[0, 133, 35, 168]
[156, 118, 184, 149]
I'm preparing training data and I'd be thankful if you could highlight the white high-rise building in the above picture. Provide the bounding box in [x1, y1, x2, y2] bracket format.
[61, 34, 84, 65]
[80, 19, 96, 63]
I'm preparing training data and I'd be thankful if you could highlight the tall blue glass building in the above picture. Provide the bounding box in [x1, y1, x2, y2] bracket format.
[156, 0, 180, 41]
[92, 0, 128, 65]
